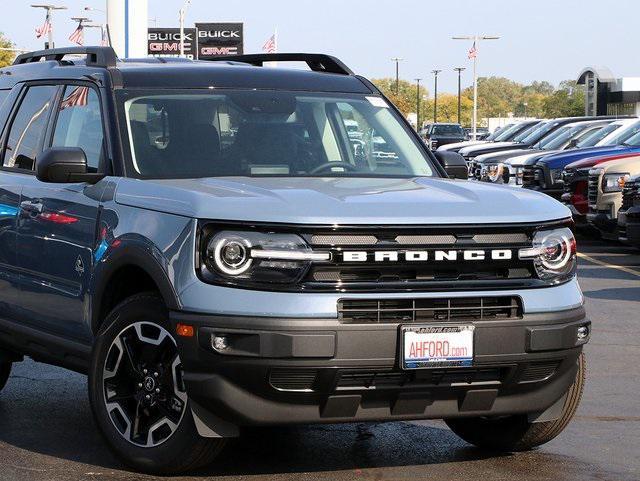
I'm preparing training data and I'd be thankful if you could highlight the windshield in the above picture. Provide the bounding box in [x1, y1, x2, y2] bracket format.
[534, 124, 573, 149]
[489, 123, 516, 141]
[540, 124, 605, 150]
[609, 121, 640, 145]
[512, 121, 548, 143]
[432, 124, 464, 136]
[118, 90, 436, 179]
[620, 130, 640, 147]
[518, 120, 561, 145]
[576, 122, 622, 148]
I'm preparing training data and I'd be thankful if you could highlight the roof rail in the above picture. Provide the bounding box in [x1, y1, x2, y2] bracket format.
[13, 46, 118, 69]
[207, 53, 354, 76]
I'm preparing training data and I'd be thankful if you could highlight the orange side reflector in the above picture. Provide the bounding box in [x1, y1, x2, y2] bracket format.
[176, 323, 195, 338]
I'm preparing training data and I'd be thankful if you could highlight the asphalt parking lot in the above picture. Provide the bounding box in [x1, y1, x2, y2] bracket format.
[0, 238, 638, 481]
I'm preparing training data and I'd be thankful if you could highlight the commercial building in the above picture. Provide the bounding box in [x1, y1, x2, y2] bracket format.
[578, 67, 640, 117]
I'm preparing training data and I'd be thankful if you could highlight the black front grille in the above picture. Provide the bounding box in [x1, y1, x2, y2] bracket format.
[520, 361, 561, 382]
[562, 168, 575, 195]
[521, 165, 537, 187]
[588, 173, 599, 207]
[336, 368, 504, 389]
[621, 179, 638, 211]
[338, 296, 522, 324]
[269, 369, 318, 391]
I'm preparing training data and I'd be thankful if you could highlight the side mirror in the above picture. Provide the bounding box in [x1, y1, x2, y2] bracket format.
[568, 139, 579, 148]
[36, 147, 103, 184]
[434, 151, 469, 179]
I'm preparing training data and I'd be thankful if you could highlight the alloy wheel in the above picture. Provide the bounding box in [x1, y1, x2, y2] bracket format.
[102, 321, 187, 448]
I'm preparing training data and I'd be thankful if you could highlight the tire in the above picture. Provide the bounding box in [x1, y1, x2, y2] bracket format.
[88, 292, 226, 474]
[445, 352, 586, 452]
[0, 360, 11, 392]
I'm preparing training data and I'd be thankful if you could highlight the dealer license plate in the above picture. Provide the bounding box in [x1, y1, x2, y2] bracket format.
[402, 325, 475, 369]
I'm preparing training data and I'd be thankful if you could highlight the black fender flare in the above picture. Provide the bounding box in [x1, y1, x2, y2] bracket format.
[89, 241, 181, 335]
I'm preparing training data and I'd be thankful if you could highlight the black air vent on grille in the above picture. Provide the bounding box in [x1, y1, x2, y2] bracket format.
[338, 296, 522, 324]
[588, 174, 599, 206]
[621, 180, 638, 211]
[336, 368, 503, 389]
[520, 361, 561, 382]
[269, 369, 318, 391]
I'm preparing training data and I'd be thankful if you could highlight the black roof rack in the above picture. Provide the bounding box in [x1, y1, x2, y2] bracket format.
[207, 53, 354, 76]
[13, 46, 118, 69]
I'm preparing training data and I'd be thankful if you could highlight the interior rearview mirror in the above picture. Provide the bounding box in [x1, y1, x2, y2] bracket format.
[433, 151, 469, 180]
[35, 147, 104, 184]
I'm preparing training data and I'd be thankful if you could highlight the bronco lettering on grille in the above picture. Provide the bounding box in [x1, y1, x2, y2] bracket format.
[340, 249, 513, 262]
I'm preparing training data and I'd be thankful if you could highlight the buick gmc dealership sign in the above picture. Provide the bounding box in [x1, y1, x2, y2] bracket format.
[148, 28, 197, 58]
[147, 23, 243, 59]
[195, 23, 244, 58]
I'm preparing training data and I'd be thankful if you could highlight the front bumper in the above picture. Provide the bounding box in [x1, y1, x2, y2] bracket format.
[171, 305, 588, 428]
[618, 207, 640, 246]
[587, 210, 618, 234]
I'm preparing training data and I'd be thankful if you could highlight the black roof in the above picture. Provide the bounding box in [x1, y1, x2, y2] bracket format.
[1, 47, 372, 94]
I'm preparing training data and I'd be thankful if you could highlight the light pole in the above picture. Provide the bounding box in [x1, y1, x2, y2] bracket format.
[391, 57, 403, 95]
[431, 69, 442, 123]
[452, 35, 500, 139]
[31, 4, 68, 49]
[84, 22, 107, 46]
[179, 0, 192, 58]
[415, 78, 422, 131]
[453, 67, 465, 125]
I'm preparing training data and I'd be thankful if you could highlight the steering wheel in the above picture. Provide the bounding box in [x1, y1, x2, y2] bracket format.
[308, 162, 358, 175]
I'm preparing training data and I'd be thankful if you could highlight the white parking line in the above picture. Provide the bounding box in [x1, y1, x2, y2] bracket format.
[578, 253, 640, 278]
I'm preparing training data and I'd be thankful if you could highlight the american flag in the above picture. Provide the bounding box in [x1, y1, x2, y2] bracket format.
[60, 86, 89, 110]
[69, 23, 85, 46]
[35, 13, 51, 39]
[262, 33, 277, 53]
[468, 41, 477, 60]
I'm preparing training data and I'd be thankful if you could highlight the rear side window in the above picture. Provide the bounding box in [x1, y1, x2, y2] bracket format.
[51, 86, 104, 172]
[2, 85, 57, 170]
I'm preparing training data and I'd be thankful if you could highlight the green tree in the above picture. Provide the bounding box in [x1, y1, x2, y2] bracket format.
[0, 32, 15, 68]
[543, 81, 585, 118]
[427, 93, 473, 125]
[371, 78, 429, 119]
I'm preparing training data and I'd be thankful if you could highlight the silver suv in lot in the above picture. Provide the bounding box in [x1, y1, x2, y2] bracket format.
[0, 47, 588, 474]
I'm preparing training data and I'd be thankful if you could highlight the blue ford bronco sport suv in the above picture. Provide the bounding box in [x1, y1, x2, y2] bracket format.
[0, 47, 588, 474]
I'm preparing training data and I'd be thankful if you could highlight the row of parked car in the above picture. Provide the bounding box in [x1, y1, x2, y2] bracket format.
[437, 117, 640, 248]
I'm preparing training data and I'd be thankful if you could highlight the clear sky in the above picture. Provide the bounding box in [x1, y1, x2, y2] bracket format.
[5, 0, 640, 93]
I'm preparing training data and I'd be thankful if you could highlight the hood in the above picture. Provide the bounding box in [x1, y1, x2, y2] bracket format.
[567, 151, 640, 170]
[537, 145, 635, 169]
[437, 140, 486, 151]
[474, 148, 539, 165]
[597, 155, 640, 174]
[114, 176, 570, 225]
[508, 149, 560, 166]
[459, 142, 526, 157]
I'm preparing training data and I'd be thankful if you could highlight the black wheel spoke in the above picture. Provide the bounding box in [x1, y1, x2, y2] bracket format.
[102, 321, 185, 448]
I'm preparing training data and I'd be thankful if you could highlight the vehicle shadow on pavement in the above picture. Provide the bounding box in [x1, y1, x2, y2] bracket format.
[191, 422, 503, 477]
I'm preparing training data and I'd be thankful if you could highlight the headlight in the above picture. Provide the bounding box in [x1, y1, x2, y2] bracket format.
[482, 163, 507, 183]
[519, 227, 576, 282]
[602, 173, 630, 193]
[550, 168, 564, 184]
[201, 230, 330, 286]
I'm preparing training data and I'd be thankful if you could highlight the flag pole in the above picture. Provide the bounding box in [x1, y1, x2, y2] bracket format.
[452, 34, 500, 140]
[472, 35, 478, 140]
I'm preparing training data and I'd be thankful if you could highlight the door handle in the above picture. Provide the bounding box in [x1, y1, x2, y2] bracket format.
[20, 199, 44, 214]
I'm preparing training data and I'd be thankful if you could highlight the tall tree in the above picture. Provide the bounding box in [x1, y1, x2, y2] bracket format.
[371, 78, 429, 118]
[0, 32, 15, 68]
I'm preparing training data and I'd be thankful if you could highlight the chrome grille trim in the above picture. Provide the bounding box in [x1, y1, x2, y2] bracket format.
[588, 174, 599, 207]
[472, 233, 529, 244]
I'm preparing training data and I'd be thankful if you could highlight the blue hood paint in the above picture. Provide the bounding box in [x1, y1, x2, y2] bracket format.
[537, 145, 640, 169]
[114, 176, 571, 225]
